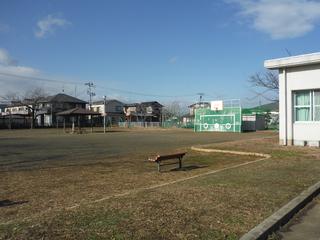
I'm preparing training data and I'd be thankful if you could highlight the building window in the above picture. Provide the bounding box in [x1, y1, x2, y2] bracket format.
[146, 106, 153, 114]
[314, 90, 320, 121]
[294, 90, 320, 122]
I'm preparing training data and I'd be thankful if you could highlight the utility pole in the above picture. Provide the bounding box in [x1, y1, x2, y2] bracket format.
[103, 95, 106, 133]
[85, 82, 95, 132]
[85, 82, 96, 110]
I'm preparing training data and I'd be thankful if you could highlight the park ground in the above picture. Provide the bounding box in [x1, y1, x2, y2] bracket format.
[1, 128, 320, 239]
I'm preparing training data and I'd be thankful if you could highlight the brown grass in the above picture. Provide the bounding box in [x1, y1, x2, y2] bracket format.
[1, 129, 320, 239]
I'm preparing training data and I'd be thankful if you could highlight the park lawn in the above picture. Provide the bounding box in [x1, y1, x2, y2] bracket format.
[1, 129, 320, 239]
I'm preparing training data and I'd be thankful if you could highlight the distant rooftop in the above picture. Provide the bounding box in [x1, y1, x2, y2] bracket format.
[40, 93, 87, 104]
[265, 52, 320, 69]
[92, 99, 123, 105]
[188, 102, 210, 108]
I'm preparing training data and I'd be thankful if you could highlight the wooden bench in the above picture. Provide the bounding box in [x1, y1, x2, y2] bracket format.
[149, 152, 186, 172]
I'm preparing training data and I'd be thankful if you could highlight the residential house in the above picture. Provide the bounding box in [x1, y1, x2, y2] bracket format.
[91, 99, 125, 125]
[182, 102, 211, 127]
[4, 101, 30, 116]
[36, 93, 87, 127]
[123, 101, 163, 123]
[1, 102, 31, 129]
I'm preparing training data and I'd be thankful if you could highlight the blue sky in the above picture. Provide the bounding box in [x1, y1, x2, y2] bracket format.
[1, 0, 320, 107]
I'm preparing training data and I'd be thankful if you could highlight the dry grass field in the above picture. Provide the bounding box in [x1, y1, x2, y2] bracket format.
[1, 128, 320, 239]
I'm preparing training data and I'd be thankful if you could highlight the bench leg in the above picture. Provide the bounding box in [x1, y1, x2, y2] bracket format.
[179, 157, 182, 169]
[157, 161, 160, 172]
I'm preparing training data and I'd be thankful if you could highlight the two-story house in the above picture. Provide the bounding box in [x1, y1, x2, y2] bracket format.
[4, 101, 30, 116]
[182, 102, 211, 126]
[123, 101, 163, 123]
[91, 99, 125, 125]
[36, 93, 87, 127]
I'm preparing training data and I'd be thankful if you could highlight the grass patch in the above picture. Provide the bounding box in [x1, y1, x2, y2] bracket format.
[1, 129, 320, 239]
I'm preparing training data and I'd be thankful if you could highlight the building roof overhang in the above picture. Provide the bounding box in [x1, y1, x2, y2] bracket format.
[264, 52, 320, 70]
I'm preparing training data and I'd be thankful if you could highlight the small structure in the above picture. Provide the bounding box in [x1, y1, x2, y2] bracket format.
[241, 114, 266, 132]
[56, 107, 100, 133]
[265, 52, 320, 147]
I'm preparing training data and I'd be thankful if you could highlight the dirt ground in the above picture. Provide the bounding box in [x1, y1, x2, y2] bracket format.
[1, 128, 320, 240]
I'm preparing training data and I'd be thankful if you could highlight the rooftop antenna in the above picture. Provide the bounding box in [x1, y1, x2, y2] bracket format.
[197, 93, 204, 103]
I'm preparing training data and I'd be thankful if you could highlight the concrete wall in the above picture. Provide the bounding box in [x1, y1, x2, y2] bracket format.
[279, 63, 320, 146]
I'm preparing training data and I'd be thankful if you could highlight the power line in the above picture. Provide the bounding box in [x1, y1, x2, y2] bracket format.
[0, 72, 82, 85]
[0, 71, 221, 100]
[0, 72, 195, 98]
[95, 84, 195, 98]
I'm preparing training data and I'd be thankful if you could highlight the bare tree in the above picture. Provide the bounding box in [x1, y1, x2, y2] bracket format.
[0, 91, 21, 102]
[23, 87, 48, 129]
[249, 70, 279, 102]
[163, 101, 186, 120]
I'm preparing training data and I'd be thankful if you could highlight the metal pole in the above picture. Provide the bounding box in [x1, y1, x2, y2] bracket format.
[103, 95, 106, 133]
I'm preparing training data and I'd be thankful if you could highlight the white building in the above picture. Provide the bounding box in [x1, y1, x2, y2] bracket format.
[91, 99, 124, 124]
[265, 52, 320, 147]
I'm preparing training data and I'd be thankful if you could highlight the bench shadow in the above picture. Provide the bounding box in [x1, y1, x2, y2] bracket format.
[170, 165, 208, 172]
[0, 199, 28, 208]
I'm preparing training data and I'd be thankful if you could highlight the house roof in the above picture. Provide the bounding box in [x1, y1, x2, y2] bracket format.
[56, 107, 100, 116]
[265, 52, 320, 69]
[124, 103, 139, 107]
[123, 101, 163, 108]
[141, 101, 164, 107]
[39, 93, 87, 104]
[188, 102, 210, 108]
[92, 99, 124, 105]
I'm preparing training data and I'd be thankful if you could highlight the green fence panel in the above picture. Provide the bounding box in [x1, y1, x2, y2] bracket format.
[194, 102, 242, 132]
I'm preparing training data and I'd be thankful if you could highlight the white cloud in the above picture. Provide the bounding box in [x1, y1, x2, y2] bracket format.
[229, 0, 320, 39]
[35, 14, 71, 38]
[0, 65, 39, 76]
[0, 48, 41, 96]
[0, 48, 39, 75]
[169, 56, 179, 64]
[0, 48, 18, 66]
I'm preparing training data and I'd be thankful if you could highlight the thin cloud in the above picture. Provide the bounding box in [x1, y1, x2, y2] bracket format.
[35, 14, 71, 38]
[169, 56, 179, 64]
[0, 22, 9, 33]
[228, 0, 320, 39]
